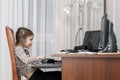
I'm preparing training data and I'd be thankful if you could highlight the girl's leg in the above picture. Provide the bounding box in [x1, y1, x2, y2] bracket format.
[29, 69, 46, 80]
[29, 69, 61, 80]
[45, 71, 61, 80]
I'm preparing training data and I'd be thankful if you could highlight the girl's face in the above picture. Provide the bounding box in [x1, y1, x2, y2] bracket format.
[24, 35, 33, 48]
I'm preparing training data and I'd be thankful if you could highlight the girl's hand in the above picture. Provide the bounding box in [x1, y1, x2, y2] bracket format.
[37, 56, 45, 60]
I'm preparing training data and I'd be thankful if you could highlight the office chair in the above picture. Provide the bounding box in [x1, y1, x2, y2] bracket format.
[74, 30, 101, 52]
[6, 26, 20, 80]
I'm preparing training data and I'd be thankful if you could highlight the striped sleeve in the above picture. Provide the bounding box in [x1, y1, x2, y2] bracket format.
[14, 46, 39, 64]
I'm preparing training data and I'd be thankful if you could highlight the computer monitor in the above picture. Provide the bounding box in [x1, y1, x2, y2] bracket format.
[99, 14, 118, 52]
[74, 30, 101, 52]
[105, 22, 117, 52]
[99, 13, 109, 50]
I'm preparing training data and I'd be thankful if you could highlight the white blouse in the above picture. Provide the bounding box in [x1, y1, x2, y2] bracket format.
[14, 46, 39, 78]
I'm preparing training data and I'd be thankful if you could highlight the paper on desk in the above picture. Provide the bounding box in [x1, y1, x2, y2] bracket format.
[57, 51, 97, 54]
[77, 51, 97, 54]
[56, 51, 66, 54]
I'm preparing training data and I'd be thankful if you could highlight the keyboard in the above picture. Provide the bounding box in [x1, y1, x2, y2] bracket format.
[60, 49, 91, 53]
[60, 49, 79, 53]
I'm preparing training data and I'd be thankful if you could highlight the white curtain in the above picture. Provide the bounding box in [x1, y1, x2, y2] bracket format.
[55, 0, 104, 49]
[0, 0, 57, 80]
[0, 0, 103, 80]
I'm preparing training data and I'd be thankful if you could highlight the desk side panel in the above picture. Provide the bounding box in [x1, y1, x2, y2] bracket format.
[62, 57, 120, 80]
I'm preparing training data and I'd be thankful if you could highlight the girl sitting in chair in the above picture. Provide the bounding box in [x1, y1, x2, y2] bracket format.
[14, 27, 61, 80]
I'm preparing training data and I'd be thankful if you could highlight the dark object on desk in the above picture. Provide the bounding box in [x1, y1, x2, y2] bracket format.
[60, 50, 66, 52]
[41, 58, 57, 64]
[99, 14, 109, 50]
[60, 49, 79, 53]
[98, 14, 117, 52]
[74, 30, 101, 52]
[102, 22, 117, 52]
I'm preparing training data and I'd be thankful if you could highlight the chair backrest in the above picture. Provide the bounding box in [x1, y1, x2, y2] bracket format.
[6, 26, 19, 80]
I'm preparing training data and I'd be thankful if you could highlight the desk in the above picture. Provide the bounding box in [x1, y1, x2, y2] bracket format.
[52, 53, 120, 80]
[31, 62, 61, 68]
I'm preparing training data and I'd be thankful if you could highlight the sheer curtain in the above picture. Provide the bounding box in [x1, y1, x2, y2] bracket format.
[0, 0, 103, 80]
[55, 0, 103, 48]
[0, 0, 57, 80]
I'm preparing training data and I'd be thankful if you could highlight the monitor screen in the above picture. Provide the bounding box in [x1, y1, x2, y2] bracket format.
[106, 22, 117, 52]
[99, 13, 109, 50]
[99, 14, 118, 52]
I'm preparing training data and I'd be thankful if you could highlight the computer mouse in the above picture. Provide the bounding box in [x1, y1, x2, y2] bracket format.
[60, 50, 65, 52]
[41, 58, 55, 64]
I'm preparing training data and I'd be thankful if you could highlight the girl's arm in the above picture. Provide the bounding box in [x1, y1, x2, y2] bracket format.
[14, 47, 42, 64]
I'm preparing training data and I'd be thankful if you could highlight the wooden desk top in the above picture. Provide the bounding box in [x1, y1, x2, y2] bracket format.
[52, 52, 120, 58]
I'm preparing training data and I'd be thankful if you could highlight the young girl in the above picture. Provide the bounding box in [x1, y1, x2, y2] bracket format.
[14, 27, 61, 80]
